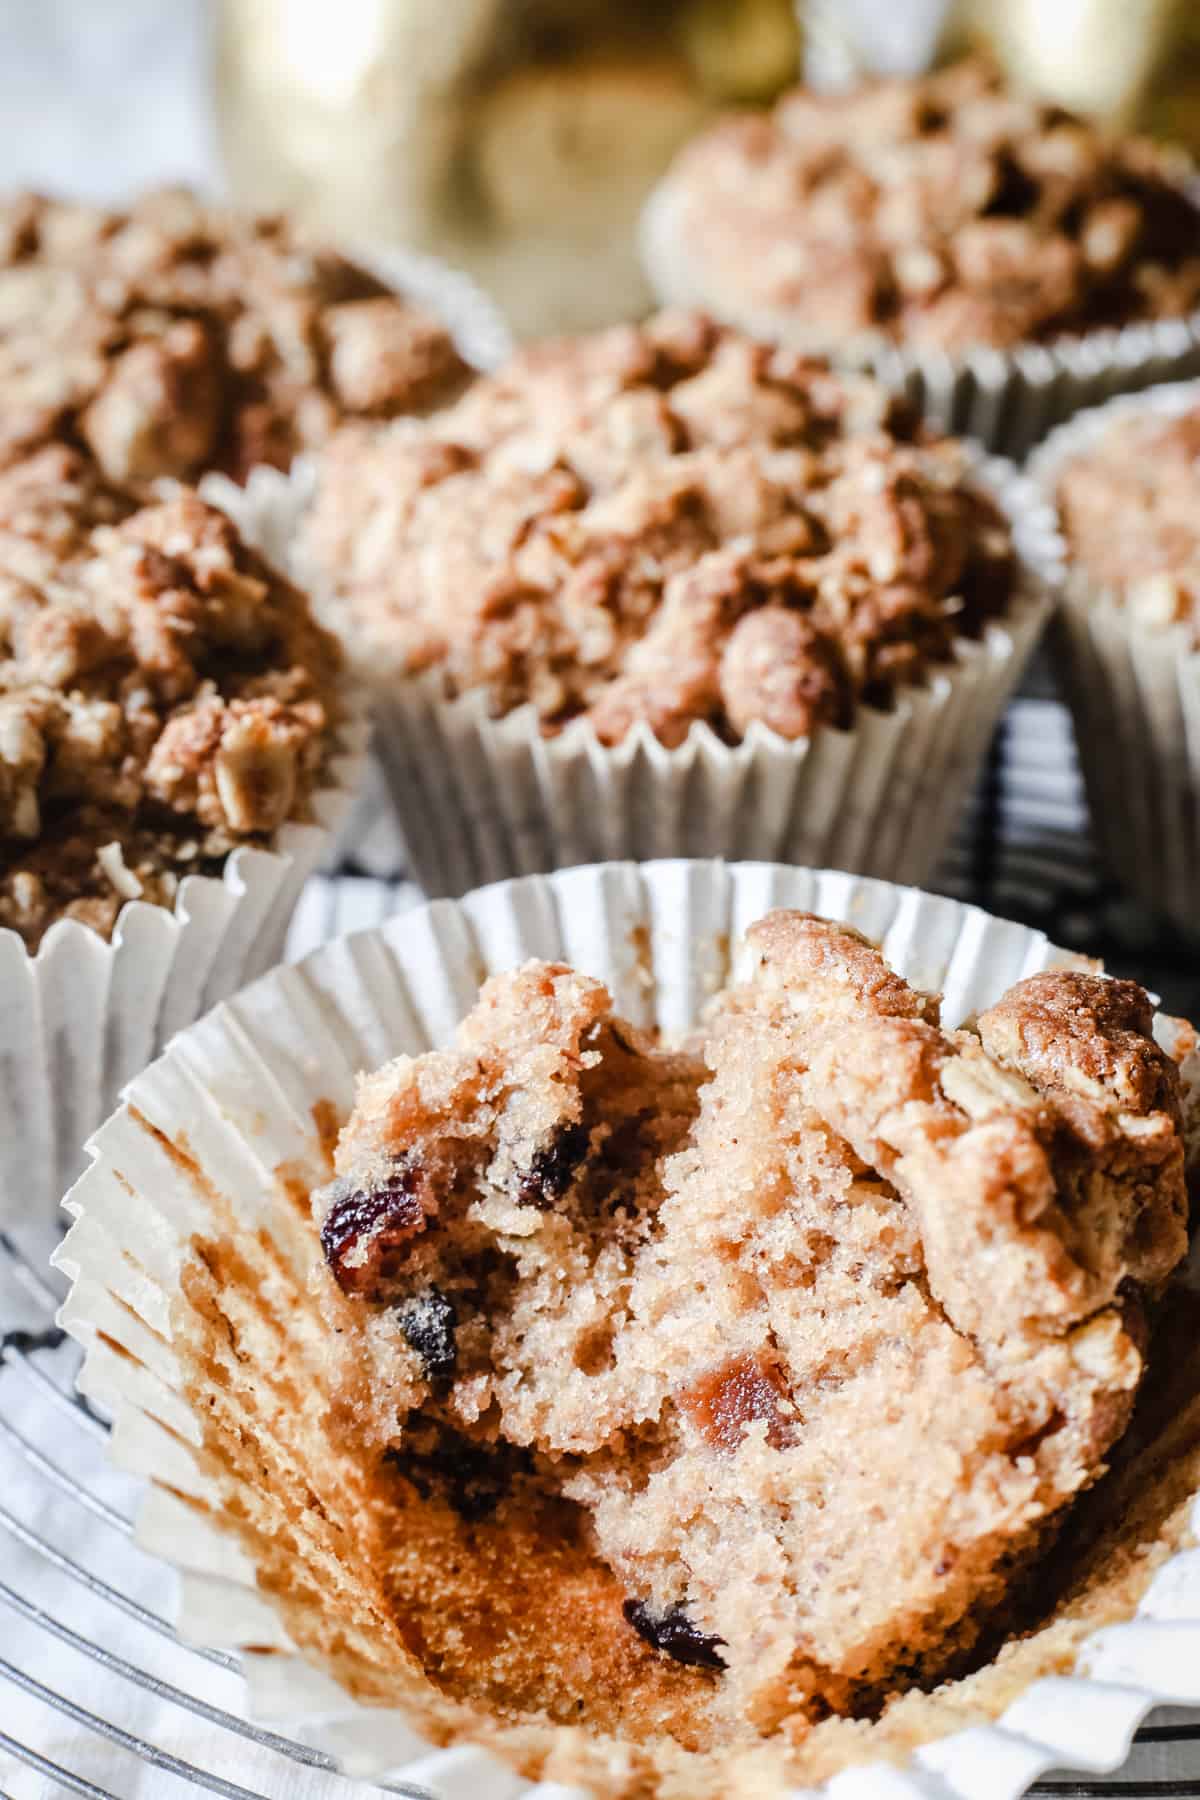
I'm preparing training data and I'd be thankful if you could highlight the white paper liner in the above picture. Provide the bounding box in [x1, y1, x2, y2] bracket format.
[230, 451, 1060, 898]
[52, 859, 1200, 1799]
[641, 176, 1200, 460]
[0, 572, 369, 1244]
[1027, 381, 1200, 938]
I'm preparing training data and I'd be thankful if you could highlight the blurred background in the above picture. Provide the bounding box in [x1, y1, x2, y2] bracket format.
[5, 0, 1199, 340]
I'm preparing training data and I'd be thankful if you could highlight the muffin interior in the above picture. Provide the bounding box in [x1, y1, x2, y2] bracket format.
[233, 911, 1190, 1762]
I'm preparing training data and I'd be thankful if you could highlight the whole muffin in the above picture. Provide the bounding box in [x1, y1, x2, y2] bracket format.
[297, 312, 1057, 892]
[0, 187, 474, 489]
[0, 441, 363, 1237]
[1032, 383, 1200, 938]
[643, 59, 1200, 451]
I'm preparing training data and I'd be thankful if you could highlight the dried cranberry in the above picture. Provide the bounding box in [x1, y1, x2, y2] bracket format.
[516, 1121, 590, 1209]
[398, 1287, 458, 1382]
[682, 1353, 795, 1454]
[623, 1600, 727, 1670]
[320, 1169, 426, 1297]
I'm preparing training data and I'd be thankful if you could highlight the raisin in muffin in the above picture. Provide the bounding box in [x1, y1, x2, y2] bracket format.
[1031, 384, 1200, 939]
[0, 443, 344, 950]
[643, 59, 1200, 453]
[298, 312, 1052, 893]
[0, 188, 471, 490]
[312, 914, 1187, 1741]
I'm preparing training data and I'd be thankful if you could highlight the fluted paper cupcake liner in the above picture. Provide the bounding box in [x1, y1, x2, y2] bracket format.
[231, 452, 1059, 898]
[228, 240, 511, 874]
[52, 860, 1200, 1799]
[1028, 381, 1200, 939]
[0, 694, 368, 1252]
[641, 178, 1200, 460]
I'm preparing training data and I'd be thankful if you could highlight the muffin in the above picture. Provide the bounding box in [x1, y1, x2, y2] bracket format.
[1029, 381, 1200, 939]
[0, 186, 483, 490]
[54, 862, 1200, 1798]
[643, 58, 1200, 454]
[0, 441, 364, 1239]
[294, 312, 1056, 893]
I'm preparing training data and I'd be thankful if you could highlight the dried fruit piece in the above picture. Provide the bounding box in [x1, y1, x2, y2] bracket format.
[515, 1121, 590, 1209]
[398, 1287, 458, 1382]
[319, 1169, 427, 1297]
[681, 1353, 795, 1453]
[623, 1599, 727, 1670]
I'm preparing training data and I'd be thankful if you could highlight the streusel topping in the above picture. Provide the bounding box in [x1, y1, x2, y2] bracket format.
[655, 58, 1200, 351]
[312, 914, 1187, 1732]
[0, 444, 342, 948]
[0, 188, 469, 489]
[1056, 402, 1200, 638]
[305, 313, 1016, 745]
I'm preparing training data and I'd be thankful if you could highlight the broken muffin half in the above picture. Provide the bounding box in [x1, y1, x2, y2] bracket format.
[313, 912, 1187, 1732]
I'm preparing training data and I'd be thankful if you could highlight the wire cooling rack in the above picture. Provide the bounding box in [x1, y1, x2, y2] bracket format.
[3, 692, 1200, 1799]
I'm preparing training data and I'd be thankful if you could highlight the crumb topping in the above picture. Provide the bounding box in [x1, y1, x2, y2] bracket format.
[0, 444, 343, 948]
[1056, 402, 1200, 639]
[305, 313, 1016, 745]
[659, 58, 1200, 351]
[310, 913, 1188, 1730]
[0, 188, 470, 489]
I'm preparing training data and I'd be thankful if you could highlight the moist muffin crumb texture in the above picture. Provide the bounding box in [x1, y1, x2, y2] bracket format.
[0, 187, 470, 489]
[655, 56, 1200, 351]
[0, 444, 342, 948]
[312, 912, 1188, 1739]
[1056, 401, 1200, 640]
[306, 312, 1017, 747]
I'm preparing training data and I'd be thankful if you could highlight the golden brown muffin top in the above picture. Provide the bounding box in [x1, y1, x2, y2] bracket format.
[0, 187, 470, 490]
[1057, 401, 1200, 638]
[305, 312, 1016, 746]
[0, 443, 343, 948]
[307, 913, 1187, 1740]
[655, 57, 1200, 351]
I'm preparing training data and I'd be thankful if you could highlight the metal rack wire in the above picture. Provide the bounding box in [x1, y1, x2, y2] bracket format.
[3, 694, 1200, 1797]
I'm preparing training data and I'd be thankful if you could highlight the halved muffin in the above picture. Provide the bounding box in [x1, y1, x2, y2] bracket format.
[313, 913, 1187, 1734]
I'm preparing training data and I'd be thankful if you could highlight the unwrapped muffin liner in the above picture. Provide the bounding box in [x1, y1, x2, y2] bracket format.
[228, 451, 1060, 899]
[1028, 381, 1200, 939]
[641, 177, 1200, 460]
[0, 684, 368, 1252]
[52, 859, 1200, 1799]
